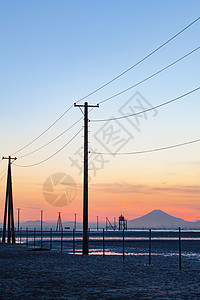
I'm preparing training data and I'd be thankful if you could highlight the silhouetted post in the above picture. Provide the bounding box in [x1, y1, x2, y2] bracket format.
[123, 229, 125, 262]
[103, 228, 105, 257]
[74, 213, 77, 231]
[97, 216, 99, 231]
[17, 208, 20, 232]
[74, 102, 99, 255]
[2, 156, 17, 243]
[179, 227, 181, 271]
[61, 229, 63, 252]
[41, 210, 43, 249]
[114, 217, 116, 230]
[34, 228, 36, 248]
[56, 212, 63, 231]
[88, 228, 90, 254]
[50, 228, 52, 250]
[26, 227, 28, 246]
[20, 227, 22, 245]
[149, 229, 151, 266]
[73, 229, 75, 254]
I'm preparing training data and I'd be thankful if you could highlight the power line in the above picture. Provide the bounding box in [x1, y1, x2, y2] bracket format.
[18, 117, 83, 159]
[14, 128, 82, 168]
[89, 138, 200, 155]
[11, 105, 74, 156]
[0, 172, 7, 183]
[0, 168, 7, 175]
[10, 17, 200, 155]
[82, 16, 200, 101]
[91, 86, 200, 122]
[97, 47, 200, 105]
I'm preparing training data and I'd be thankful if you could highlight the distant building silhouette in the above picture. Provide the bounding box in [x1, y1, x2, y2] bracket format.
[119, 215, 127, 230]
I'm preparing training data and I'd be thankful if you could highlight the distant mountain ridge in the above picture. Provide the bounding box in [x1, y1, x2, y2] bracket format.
[2, 210, 199, 230]
[19, 220, 82, 230]
[128, 210, 200, 229]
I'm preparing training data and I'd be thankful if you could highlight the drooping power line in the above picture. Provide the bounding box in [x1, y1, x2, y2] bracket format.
[89, 138, 200, 155]
[83, 16, 200, 104]
[0, 168, 7, 175]
[11, 105, 74, 156]
[0, 172, 7, 183]
[14, 128, 82, 167]
[11, 16, 200, 155]
[91, 86, 200, 122]
[97, 47, 200, 105]
[18, 117, 83, 159]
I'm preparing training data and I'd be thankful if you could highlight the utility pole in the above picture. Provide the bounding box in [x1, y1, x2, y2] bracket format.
[74, 102, 99, 255]
[74, 213, 77, 231]
[18, 208, 20, 232]
[41, 210, 43, 248]
[56, 212, 63, 231]
[97, 216, 99, 231]
[2, 156, 17, 243]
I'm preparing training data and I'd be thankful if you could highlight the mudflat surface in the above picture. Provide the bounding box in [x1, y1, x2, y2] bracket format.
[0, 243, 200, 299]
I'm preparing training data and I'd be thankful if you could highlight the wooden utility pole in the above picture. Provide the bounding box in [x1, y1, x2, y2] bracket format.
[2, 156, 17, 243]
[74, 213, 77, 231]
[179, 227, 181, 271]
[17, 208, 20, 232]
[41, 210, 43, 248]
[74, 102, 99, 254]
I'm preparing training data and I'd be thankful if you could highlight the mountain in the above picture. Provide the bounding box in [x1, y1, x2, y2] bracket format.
[2, 210, 198, 230]
[15, 220, 83, 230]
[22, 220, 52, 230]
[128, 210, 200, 229]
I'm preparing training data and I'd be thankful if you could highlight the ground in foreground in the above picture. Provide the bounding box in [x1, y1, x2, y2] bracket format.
[0, 243, 200, 299]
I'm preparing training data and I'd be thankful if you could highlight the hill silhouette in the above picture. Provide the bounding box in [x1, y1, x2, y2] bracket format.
[5, 210, 200, 230]
[128, 210, 200, 229]
[16, 220, 82, 230]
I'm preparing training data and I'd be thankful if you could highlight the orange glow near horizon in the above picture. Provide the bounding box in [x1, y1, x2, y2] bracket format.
[0, 179, 199, 224]
[0, 157, 200, 224]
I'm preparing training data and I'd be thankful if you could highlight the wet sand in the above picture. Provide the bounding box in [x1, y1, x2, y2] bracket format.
[0, 243, 200, 299]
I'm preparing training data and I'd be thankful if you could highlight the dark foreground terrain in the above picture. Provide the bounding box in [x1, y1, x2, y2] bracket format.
[0, 243, 200, 299]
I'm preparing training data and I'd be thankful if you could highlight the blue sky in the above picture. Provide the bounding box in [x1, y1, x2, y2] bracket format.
[0, 1, 199, 137]
[0, 1, 200, 221]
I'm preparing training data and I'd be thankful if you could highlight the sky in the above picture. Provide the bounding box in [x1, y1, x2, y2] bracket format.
[0, 0, 200, 224]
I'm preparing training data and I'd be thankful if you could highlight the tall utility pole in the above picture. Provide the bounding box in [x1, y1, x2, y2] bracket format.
[2, 156, 17, 243]
[97, 216, 99, 231]
[18, 208, 20, 232]
[74, 213, 77, 231]
[74, 102, 99, 255]
[114, 217, 116, 230]
[41, 210, 43, 248]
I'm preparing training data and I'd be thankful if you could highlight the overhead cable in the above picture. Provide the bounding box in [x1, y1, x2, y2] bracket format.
[81, 16, 200, 103]
[0, 172, 7, 183]
[90, 138, 200, 155]
[97, 47, 200, 105]
[14, 128, 82, 167]
[18, 117, 83, 159]
[91, 86, 200, 122]
[11, 17, 200, 155]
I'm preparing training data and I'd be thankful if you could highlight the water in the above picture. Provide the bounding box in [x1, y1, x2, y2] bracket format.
[13, 229, 200, 259]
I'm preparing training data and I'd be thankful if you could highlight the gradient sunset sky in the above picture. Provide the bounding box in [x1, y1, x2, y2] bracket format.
[0, 0, 200, 224]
